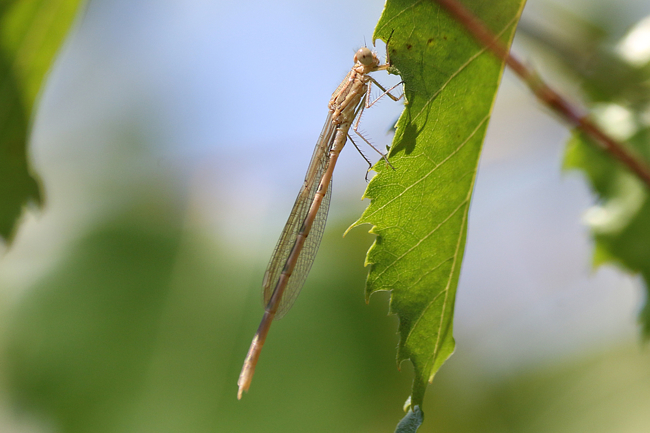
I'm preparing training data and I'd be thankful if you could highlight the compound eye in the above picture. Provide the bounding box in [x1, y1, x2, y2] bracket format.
[355, 47, 374, 66]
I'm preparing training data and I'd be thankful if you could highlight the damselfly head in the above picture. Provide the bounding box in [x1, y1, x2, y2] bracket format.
[354, 47, 379, 67]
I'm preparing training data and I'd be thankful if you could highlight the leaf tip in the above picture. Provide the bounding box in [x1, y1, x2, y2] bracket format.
[394, 404, 424, 433]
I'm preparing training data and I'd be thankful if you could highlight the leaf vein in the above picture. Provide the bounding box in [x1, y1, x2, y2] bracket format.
[410, 15, 520, 124]
[365, 113, 489, 221]
[401, 199, 467, 347]
[426, 149, 482, 377]
[410, 256, 454, 289]
[375, 197, 468, 284]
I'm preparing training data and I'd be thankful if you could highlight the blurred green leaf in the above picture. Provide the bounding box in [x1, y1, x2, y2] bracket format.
[564, 127, 650, 336]
[0, 0, 85, 242]
[547, 11, 650, 338]
[5, 218, 183, 432]
[351, 0, 525, 416]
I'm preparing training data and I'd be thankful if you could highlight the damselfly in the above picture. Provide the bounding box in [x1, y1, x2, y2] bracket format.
[238, 44, 401, 399]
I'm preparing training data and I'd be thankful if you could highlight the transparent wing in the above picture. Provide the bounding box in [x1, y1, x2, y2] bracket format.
[273, 180, 331, 319]
[262, 112, 337, 319]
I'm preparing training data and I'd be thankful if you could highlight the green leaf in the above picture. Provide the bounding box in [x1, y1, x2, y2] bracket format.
[394, 405, 423, 433]
[351, 0, 526, 415]
[0, 0, 85, 242]
[564, 127, 650, 337]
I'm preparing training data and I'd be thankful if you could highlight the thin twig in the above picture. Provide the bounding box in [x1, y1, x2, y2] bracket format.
[433, 0, 650, 188]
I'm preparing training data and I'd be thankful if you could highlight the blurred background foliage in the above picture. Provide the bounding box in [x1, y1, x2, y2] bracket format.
[518, 0, 650, 336]
[1, 0, 650, 432]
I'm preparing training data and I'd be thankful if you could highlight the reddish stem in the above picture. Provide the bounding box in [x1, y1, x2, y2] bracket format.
[434, 0, 650, 187]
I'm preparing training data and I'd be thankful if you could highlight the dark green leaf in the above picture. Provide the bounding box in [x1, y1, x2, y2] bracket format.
[0, 0, 85, 242]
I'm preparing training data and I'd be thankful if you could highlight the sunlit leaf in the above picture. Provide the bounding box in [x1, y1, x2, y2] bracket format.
[351, 0, 526, 420]
[0, 0, 85, 242]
